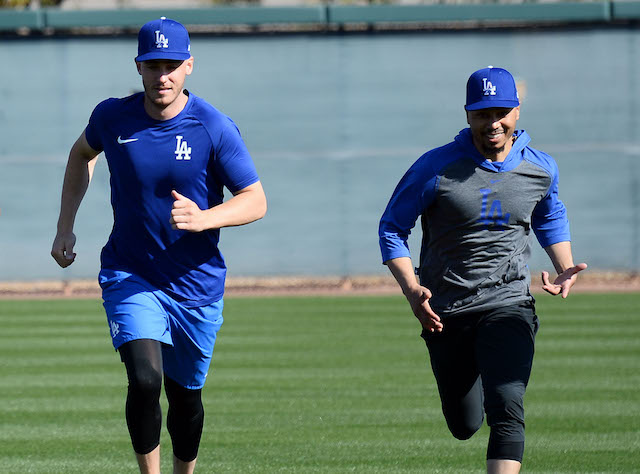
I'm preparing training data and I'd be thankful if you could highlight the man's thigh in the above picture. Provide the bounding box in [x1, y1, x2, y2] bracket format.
[475, 303, 539, 427]
[100, 269, 224, 390]
[160, 297, 224, 390]
[100, 269, 172, 349]
[422, 315, 484, 438]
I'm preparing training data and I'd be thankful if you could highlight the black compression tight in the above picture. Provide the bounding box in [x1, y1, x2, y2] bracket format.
[120, 339, 163, 455]
[165, 374, 204, 462]
[119, 339, 205, 462]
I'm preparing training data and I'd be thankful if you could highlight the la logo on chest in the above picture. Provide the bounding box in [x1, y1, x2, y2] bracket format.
[175, 135, 192, 160]
[477, 188, 510, 228]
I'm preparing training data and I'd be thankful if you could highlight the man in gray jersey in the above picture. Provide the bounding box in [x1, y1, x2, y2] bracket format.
[378, 66, 587, 474]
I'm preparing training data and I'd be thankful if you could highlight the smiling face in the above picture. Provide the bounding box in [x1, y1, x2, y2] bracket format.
[136, 57, 194, 120]
[466, 106, 520, 162]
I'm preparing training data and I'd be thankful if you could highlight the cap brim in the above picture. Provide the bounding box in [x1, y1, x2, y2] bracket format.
[465, 99, 520, 111]
[135, 51, 192, 62]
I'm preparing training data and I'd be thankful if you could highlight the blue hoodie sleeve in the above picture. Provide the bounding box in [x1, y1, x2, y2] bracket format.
[529, 151, 571, 247]
[378, 152, 439, 263]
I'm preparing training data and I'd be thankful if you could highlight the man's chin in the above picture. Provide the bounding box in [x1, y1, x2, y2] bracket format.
[148, 95, 173, 107]
[481, 144, 505, 157]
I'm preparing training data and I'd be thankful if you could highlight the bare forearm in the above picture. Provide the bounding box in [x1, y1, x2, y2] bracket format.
[52, 132, 99, 268]
[57, 154, 95, 232]
[544, 241, 575, 274]
[202, 182, 267, 229]
[56, 133, 99, 233]
[385, 257, 420, 295]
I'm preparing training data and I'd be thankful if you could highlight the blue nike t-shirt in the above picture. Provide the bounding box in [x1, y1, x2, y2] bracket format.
[85, 91, 259, 307]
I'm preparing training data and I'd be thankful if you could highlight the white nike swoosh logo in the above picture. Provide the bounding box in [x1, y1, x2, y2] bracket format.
[117, 136, 138, 144]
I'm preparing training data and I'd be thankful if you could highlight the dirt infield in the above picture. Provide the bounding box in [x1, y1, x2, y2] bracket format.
[0, 272, 638, 299]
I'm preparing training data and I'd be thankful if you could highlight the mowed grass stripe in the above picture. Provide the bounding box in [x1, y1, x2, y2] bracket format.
[0, 293, 638, 473]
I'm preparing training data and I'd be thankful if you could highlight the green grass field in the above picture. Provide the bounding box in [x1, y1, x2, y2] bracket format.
[0, 293, 639, 473]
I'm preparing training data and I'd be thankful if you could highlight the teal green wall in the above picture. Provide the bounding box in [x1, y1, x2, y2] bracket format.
[2, 29, 639, 280]
[2, 2, 640, 33]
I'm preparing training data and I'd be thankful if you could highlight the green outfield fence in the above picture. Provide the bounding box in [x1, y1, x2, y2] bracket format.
[1, 1, 640, 33]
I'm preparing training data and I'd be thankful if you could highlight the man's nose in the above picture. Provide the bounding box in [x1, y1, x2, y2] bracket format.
[488, 114, 501, 127]
[155, 67, 171, 79]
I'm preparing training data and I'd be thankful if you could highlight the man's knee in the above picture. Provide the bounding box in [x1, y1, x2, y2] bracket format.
[120, 339, 164, 401]
[128, 362, 163, 400]
[442, 399, 484, 440]
[125, 363, 163, 455]
[438, 375, 485, 440]
[484, 382, 526, 461]
[446, 415, 483, 440]
[485, 382, 525, 428]
[165, 376, 204, 462]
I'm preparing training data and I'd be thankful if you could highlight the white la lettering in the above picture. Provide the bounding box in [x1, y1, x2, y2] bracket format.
[175, 135, 192, 160]
[154, 30, 169, 49]
[110, 320, 120, 338]
[482, 78, 497, 96]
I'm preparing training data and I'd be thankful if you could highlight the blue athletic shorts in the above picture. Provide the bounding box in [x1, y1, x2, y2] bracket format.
[99, 269, 224, 389]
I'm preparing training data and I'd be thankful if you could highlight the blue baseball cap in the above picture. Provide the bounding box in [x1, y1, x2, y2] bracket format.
[465, 66, 519, 111]
[136, 17, 191, 62]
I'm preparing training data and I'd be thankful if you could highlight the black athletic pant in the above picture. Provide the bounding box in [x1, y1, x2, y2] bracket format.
[119, 339, 205, 462]
[422, 302, 539, 462]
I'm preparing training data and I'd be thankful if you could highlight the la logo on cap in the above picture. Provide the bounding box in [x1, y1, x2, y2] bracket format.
[482, 78, 496, 96]
[136, 17, 191, 62]
[155, 31, 168, 49]
[154, 16, 169, 49]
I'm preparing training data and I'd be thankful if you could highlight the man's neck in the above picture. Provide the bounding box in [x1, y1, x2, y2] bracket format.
[475, 136, 514, 163]
[144, 90, 188, 121]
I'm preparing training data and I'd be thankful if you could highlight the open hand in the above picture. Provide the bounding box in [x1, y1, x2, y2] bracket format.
[406, 286, 443, 333]
[541, 263, 588, 298]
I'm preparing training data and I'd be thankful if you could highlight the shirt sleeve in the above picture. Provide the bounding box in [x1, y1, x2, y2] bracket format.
[212, 118, 259, 193]
[84, 100, 109, 153]
[532, 157, 571, 247]
[378, 154, 438, 264]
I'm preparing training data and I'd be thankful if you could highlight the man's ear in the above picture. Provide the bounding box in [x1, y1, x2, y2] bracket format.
[135, 60, 142, 76]
[185, 57, 194, 76]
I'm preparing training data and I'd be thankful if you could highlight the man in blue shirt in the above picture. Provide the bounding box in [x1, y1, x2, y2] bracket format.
[52, 18, 267, 474]
[379, 66, 586, 474]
